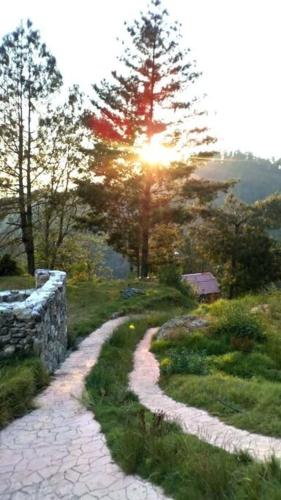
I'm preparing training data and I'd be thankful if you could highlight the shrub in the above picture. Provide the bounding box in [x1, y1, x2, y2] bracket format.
[151, 339, 171, 353]
[0, 254, 21, 276]
[211, 305, 265, 348]
[159, 263, 182, 287]
[230, 336, 254, 352]
[178, 331, 230, 356]
[159, 263, 195, 298]
[163, 349, 209, 375]
[160, 357, 172, 370]
[212, 352, 277, 379]
[153, 330, 230, 357]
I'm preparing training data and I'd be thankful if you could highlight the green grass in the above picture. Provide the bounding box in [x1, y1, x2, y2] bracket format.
[0, 275, 34, 291]
[161, 373, 281, 437]
[0, 275, 194, 346]
[86, 315, 281, 500]
[0, 357, 49, 429]
[153, 290, 281, 438]
[67, 279, 193, 346]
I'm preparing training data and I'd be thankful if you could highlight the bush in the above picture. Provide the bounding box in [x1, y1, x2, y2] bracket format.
[163, 349, 209, 375]
[212, 352, 277, 379]
[0, 254, 21, 276]
[159, 263, 194, 297]
[159, 263, 182, 287]
[211, 305, 265, 349]
[152, 331, 229, 357]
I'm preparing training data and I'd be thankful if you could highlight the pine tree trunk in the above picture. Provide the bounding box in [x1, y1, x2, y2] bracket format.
[140, 174, 152, 278]
[25, 91, 35, 275]
[26, 235, 35, 275]
[18, 117, 34, 275]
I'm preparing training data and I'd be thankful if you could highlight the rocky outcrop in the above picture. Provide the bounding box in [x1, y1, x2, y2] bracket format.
[156, 315, 209, 340]
[0, 269, 67, 373]
[250, 304, 271, 315]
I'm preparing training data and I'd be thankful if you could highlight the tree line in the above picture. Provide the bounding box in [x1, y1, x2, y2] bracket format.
[1, 1, 281, 297]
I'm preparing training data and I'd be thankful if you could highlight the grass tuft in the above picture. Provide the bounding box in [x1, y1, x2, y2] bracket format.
[0, 357, 49, 428]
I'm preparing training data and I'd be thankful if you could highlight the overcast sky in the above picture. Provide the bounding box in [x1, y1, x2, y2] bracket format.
[1, 0, 281, 159]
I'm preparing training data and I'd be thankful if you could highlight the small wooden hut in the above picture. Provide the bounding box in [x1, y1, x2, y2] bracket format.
[182, 272, 220, 302]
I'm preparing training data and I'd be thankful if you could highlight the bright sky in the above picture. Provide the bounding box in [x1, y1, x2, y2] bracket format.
[1, 0, 281, 160]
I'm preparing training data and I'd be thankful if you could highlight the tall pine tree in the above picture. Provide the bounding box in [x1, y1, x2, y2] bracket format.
[81, 0, 226, 277]
[0, 20, 62, 274]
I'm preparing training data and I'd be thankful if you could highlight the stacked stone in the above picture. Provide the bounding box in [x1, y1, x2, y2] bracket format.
[0, 269, 67, 373]
[0, 290, 32, 303]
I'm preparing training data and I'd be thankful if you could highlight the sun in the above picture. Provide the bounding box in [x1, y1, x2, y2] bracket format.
[137, 136, 178, 165]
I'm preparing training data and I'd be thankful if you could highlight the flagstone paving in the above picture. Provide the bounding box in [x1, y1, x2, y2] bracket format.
[129, 327, 281, 462]
[0, 319, 169, 500]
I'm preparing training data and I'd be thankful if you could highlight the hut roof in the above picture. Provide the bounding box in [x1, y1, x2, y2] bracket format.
[182, 272, 220, 295]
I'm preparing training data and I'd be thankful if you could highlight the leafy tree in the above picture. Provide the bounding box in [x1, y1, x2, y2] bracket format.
[256, 193, 281, 229]
[79, 0, 227, 277]
[52, 232, 110, 281]
[34, 87, 89, 269]
[0, 20, 62, 274]
[192, 194, 281, 297]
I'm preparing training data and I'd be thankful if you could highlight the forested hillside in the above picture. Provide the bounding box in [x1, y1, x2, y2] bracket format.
[197, 152, 281, 203]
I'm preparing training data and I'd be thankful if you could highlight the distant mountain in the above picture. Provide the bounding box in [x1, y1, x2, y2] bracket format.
[196, 152, 281, 204]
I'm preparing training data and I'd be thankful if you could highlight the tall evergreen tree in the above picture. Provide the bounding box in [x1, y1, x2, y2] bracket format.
[81, 0, 226, 277]
[0, 20, 62, 274]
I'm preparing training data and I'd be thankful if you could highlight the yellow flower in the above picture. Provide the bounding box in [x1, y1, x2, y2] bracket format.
[160, 357, 171, 368]
[129, 324, 135, 330]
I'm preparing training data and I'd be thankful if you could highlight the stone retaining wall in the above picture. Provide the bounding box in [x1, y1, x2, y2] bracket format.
[0, 269, 67, 373]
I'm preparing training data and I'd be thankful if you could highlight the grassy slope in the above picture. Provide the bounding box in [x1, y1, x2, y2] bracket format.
[86, 315, 281, 500]
[0, 276, 191, 428]
[67, 279, 193, 346]
[154, 291, 281, 438]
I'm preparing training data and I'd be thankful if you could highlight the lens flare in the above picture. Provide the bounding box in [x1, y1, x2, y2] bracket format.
[138, 136, 178, 165]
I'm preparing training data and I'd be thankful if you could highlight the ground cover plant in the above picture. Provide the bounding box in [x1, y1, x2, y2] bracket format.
[86, 314, 281, 500]
[153, 290, 281, 437]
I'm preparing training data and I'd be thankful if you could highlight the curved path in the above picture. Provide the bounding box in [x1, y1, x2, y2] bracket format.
[0, 319, 169, 500]
[129, 327, 281, 462]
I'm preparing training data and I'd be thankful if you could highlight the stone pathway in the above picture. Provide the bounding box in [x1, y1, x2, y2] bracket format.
[129, 327, 281, 462]
[0, 319, 169, 500]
